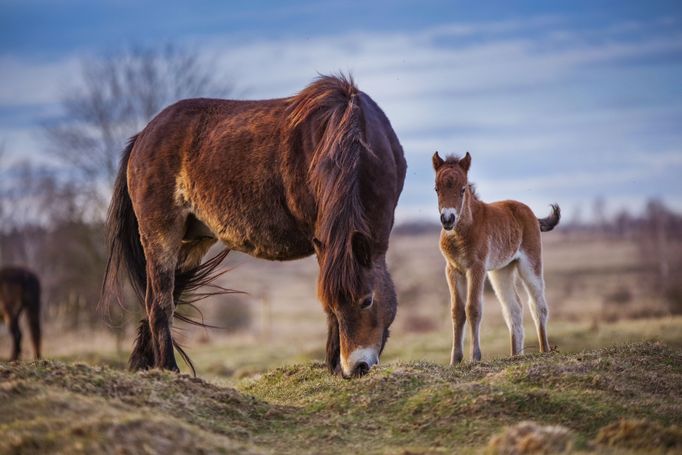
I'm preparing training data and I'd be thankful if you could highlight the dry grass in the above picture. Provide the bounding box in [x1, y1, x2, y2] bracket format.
[2, 342, 681, 454]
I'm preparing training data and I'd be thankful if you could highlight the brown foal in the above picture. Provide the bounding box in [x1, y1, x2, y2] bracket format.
[433, 152, 560, 363]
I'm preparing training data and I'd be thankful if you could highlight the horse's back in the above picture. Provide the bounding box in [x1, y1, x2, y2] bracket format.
[128, 95, 312, 259]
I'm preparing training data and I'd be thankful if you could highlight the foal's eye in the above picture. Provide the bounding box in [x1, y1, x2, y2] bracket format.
[360, 295, 373, 310]
[460, 187, 466, 195]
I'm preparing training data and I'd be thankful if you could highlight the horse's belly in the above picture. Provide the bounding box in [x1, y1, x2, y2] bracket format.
[217, 223, 314, 261]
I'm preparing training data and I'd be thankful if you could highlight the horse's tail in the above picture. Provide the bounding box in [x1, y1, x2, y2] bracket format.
[539, 204, 561, 232]
[101, 135, 147, 310]
[101, 135, 230, 374]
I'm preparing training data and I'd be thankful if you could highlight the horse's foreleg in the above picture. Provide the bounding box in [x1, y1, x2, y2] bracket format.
[27, 305, 41, 359]
[446, 265, 466, 365]
[325, 311, 341, 374]
[465, 265, 485, 362]
[7, 315, 21, 361]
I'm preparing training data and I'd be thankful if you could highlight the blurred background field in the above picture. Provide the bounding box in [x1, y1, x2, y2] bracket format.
[3, 215, 681, 380]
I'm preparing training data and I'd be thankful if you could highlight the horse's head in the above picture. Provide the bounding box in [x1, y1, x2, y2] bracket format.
[313, 232, 396, 378]
[432, 151, 472, 231]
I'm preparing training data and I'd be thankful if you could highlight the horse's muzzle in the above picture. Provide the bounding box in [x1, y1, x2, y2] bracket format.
[342, 347, 379, 379]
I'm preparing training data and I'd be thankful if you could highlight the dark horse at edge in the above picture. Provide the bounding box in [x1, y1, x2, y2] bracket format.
[0, 266, 41, 361]
[102, 75, 407, 378]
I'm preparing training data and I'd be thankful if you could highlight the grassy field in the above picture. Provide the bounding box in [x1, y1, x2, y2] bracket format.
[2, 341, 681, 454]
[2, 231, 681, 453]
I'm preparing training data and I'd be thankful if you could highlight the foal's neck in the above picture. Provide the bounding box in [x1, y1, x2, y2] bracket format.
[454, 192, 483, 236]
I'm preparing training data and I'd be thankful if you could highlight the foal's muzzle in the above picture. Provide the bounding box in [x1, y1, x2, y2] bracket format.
[440, 212, 456, 231]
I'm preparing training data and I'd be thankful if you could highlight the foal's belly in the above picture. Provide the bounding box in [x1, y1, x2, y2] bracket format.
[485, 249, 519, 271]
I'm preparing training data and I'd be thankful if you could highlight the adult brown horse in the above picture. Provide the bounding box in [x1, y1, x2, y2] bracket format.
[102, 75, 406, 378]
[0, 266, 41, 361]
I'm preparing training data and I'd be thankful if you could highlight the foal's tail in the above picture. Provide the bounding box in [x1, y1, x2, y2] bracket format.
[538, 204, 561, 232]
[101, 135, 229, 374]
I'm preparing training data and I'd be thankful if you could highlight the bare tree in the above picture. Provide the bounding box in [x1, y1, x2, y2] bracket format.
[0, 45, 235, 332]
[44, 45, 232, 218]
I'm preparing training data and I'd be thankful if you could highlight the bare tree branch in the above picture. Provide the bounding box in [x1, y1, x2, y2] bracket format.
[43, 45, 233, 219]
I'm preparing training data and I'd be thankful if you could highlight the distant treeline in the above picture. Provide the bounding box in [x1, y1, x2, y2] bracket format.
[393, 199, 682, 240]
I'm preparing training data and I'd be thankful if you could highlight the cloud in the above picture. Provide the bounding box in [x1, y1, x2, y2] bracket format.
[1, 15, 681, 220]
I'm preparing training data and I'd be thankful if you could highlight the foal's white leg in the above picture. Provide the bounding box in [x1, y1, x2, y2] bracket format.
[446, 264, 467, 365]
[517, 254, 551, 353]
[488, 265, 524, 356]
[466, 265, 486, 361]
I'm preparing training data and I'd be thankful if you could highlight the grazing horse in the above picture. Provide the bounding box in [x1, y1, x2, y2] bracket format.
[0, 266, 41, 361]
[102, 75, 407, 377]
[432, 152, 560, 364]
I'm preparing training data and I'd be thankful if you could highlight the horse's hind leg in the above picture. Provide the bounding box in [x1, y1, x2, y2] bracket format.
[136, 213, 186, 371]
[144, 245, 182, 371]
[488, 265, 524, 356]
[177, 214, 217, 273]
[517, 253, 550, 353]
[129, 319, 155, 370]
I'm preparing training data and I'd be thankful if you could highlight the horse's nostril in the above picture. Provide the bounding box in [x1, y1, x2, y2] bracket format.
[440, 213, 447, 224]
[353, 361, 370, 377]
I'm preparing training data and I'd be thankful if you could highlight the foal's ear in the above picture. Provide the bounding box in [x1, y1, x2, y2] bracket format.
[432, 151, 444, 171]
[351, 232, 372, 267]
[459, 152, 471, 172]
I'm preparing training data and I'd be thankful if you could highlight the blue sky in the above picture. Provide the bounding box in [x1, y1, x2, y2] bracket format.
[1, 0, 681, 221]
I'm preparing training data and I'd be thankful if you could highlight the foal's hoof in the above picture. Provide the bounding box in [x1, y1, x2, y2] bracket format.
[450, 353, 464, 365]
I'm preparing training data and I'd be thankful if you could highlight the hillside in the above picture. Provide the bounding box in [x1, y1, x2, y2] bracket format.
[2, 342, 681, 454]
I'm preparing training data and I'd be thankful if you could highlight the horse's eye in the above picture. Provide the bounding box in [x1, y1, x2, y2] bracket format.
[360, 295, 373, 310]
[434, 187, 439, 193]
[460, 187, 466, 195]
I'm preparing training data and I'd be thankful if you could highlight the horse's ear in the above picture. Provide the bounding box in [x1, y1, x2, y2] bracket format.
[432, 151, 444, 171]
[351, 232, 372, 267]
[459, 152, 471, 172]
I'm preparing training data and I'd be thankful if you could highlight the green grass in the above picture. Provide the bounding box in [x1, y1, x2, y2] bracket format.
[2, 341, 681, 454]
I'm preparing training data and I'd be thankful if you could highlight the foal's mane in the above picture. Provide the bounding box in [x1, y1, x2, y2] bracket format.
[288, 74, 371, 304]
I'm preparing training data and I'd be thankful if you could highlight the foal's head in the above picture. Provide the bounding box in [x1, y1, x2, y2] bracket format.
[432, 151, 472, 231]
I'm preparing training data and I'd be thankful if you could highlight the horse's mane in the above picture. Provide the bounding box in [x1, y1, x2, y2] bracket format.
[287, 74, 370, 304]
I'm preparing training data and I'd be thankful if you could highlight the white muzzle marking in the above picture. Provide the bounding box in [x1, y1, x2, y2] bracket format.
[440, 207, 457, 218]
[341, 346, 379, 377]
